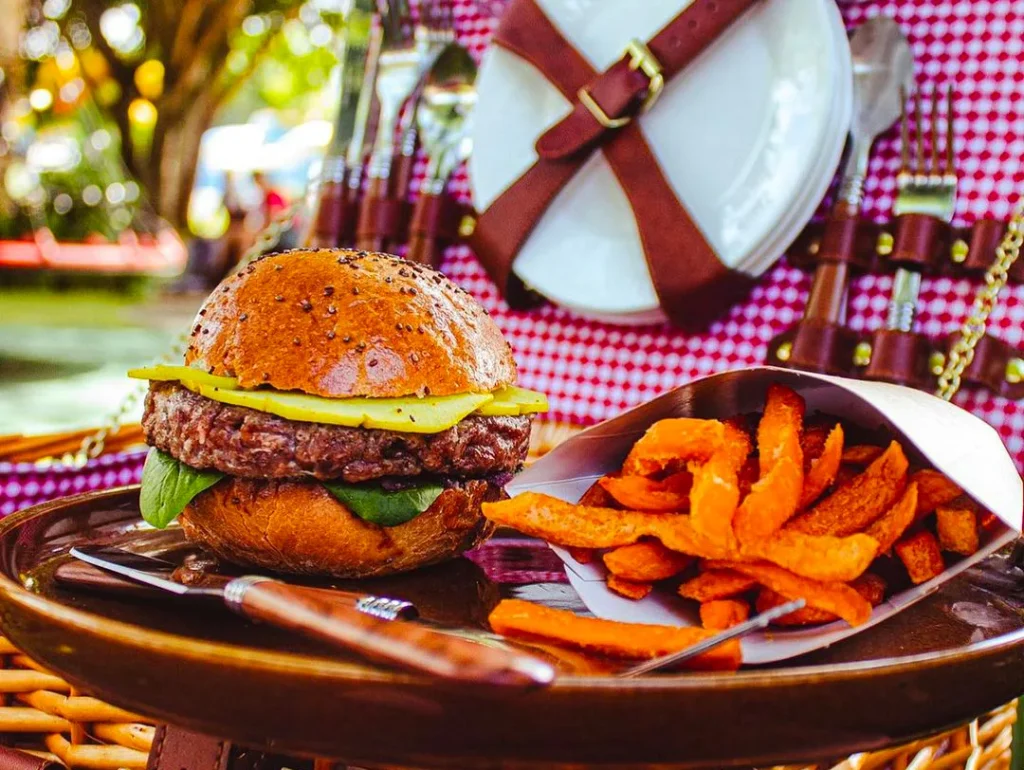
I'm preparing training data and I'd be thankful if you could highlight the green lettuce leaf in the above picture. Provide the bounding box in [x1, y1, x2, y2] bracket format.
[321, 480, 444, 527]
[140, 448, 225, 529]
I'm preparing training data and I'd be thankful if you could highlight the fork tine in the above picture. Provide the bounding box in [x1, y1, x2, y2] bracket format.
[946, 84, 956, 175]
[900, 86, 910, 175]
[921, 86, 929, 177]
[930, 85, 940, 176]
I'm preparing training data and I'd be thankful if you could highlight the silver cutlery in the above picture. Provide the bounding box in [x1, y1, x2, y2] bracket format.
[70, 546, 556, 688]
[305, 0, 380, 248]
[407, 42, 476, 265]
[391, 0, 457, 206]
[787, 18, 914, 372]
[358, 0, 423, 251]
[886, 85, 958, 331]
[618, 599, 806, 678]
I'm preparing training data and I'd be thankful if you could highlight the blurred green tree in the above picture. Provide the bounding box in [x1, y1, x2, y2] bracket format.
[5, 0, 342, 236]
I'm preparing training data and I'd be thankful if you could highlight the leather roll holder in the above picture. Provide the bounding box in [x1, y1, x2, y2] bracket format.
[309, 153, 472, 264]
[352, 185, 472, 264]
[786, 214, 1024, 283]
[769, 212, 1024, 399]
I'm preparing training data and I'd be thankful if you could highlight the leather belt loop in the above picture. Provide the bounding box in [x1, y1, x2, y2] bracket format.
[471, 0, 760, 327]
[862, 330, 933, 387]
[891, 213, 948, 267]
[965, 217, 1008, 271]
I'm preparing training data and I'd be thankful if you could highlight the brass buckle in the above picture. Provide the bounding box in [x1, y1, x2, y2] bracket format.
[625, 38, 664, 114]
[577, 38, 664, 130]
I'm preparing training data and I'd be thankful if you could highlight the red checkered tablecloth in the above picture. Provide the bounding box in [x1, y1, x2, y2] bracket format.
[437, 0, 1024, 470]
[2, 0, 1022, 516]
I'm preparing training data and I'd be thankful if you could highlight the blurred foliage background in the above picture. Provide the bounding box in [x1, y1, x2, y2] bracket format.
[0, 0, 346, 243]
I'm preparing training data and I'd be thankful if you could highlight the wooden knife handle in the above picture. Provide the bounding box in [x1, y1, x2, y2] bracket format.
[226, 578, 555, 688]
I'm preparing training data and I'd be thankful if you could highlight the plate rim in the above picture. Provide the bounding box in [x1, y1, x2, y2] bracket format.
[2, 487, 1023, 691]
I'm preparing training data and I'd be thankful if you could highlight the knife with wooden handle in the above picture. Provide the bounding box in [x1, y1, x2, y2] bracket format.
[69, 546, 555, 689]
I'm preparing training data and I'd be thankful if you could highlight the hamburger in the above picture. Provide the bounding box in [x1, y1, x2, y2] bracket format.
[131, 249, 546, 577]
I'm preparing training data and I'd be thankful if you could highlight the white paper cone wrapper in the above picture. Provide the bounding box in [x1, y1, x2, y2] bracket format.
[509, 366, 1023, 665]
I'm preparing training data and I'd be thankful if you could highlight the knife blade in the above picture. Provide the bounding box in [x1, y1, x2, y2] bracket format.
[61, 548, 415, 619]
[330, 0, 379, 160]
[69, 546, 556, 688]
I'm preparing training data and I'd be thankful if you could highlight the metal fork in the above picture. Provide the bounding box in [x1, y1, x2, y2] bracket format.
[886, 85, 958, 331]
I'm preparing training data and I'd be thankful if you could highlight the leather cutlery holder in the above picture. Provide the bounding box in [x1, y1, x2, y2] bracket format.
[769, 212, 1023, 400]
[787, 214, 1024, 282]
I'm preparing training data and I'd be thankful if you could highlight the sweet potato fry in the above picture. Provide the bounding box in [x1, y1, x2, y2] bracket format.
[687, 424, 751, 545]
[787, 441, 909, 536]
[801, 423, 831, 469]
[482, 493, 734, 558]
[894, 530, 946, 584]
[935, 506, 980, 556]
[737, 457, 759, 498]
[732, 386, 805, 541]
[700, 599, 750, 631]
[579, 477, 622, 508]
[756, 383, 806, 477]
[481, 493, 656, 548]
[623, 418, 725, 477]
[646, 515, 738, 560]
[756, 571, 888, 626]
[863, 482, 919, 553]
[567, 547, 596, 564]
[488, 599, 742, 669]
[606, 575, 653, 601]
[599, 472, 692, 512]
[842, 445, 885, 465]
[689, 455, 741, 547]
[678, 569, 758, 602]
[912, 470, 963, 521]
[734, 456, 803, 543]
[706, 560, 873, 626]
[603, 541, 694, 582]
[741, 529, 879, 582]
[851, 573, 888, 607]
[800, 424, 844, 509]
[755, 588, 839, 627]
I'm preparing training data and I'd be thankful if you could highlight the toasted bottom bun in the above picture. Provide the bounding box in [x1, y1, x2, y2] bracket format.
[180, 477, 499, 578]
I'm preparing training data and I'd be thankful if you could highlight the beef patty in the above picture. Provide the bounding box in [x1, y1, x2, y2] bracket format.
[142, 382, 531, 483]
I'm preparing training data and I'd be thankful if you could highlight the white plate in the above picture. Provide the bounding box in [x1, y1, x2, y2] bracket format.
[470, 0, 852, 319]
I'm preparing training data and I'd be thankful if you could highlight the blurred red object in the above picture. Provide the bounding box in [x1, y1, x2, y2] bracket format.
[0, 227, 187, 275]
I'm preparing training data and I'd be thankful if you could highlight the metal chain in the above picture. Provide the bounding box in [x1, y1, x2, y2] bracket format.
[60, 203, 301, 467]
[936, 198, 1024, 401]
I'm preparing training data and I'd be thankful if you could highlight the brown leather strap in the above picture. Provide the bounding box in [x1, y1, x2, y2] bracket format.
[892, 213, 946, 267]
[471, 0, 757, 327]
[147, 725, 232, 770]
[0, 746, 62, 770]
[537, 0, 758, 159]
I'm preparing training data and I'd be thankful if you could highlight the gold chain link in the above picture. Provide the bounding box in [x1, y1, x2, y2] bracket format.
[60, 203, 301, 467]
[936, 198, 1024, 401]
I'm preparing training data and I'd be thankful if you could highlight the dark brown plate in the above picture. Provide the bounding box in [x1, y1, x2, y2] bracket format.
[1, 488, 1024, 769]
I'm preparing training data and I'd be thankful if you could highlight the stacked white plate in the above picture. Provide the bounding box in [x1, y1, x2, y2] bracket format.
[469, 0, 853, 325]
